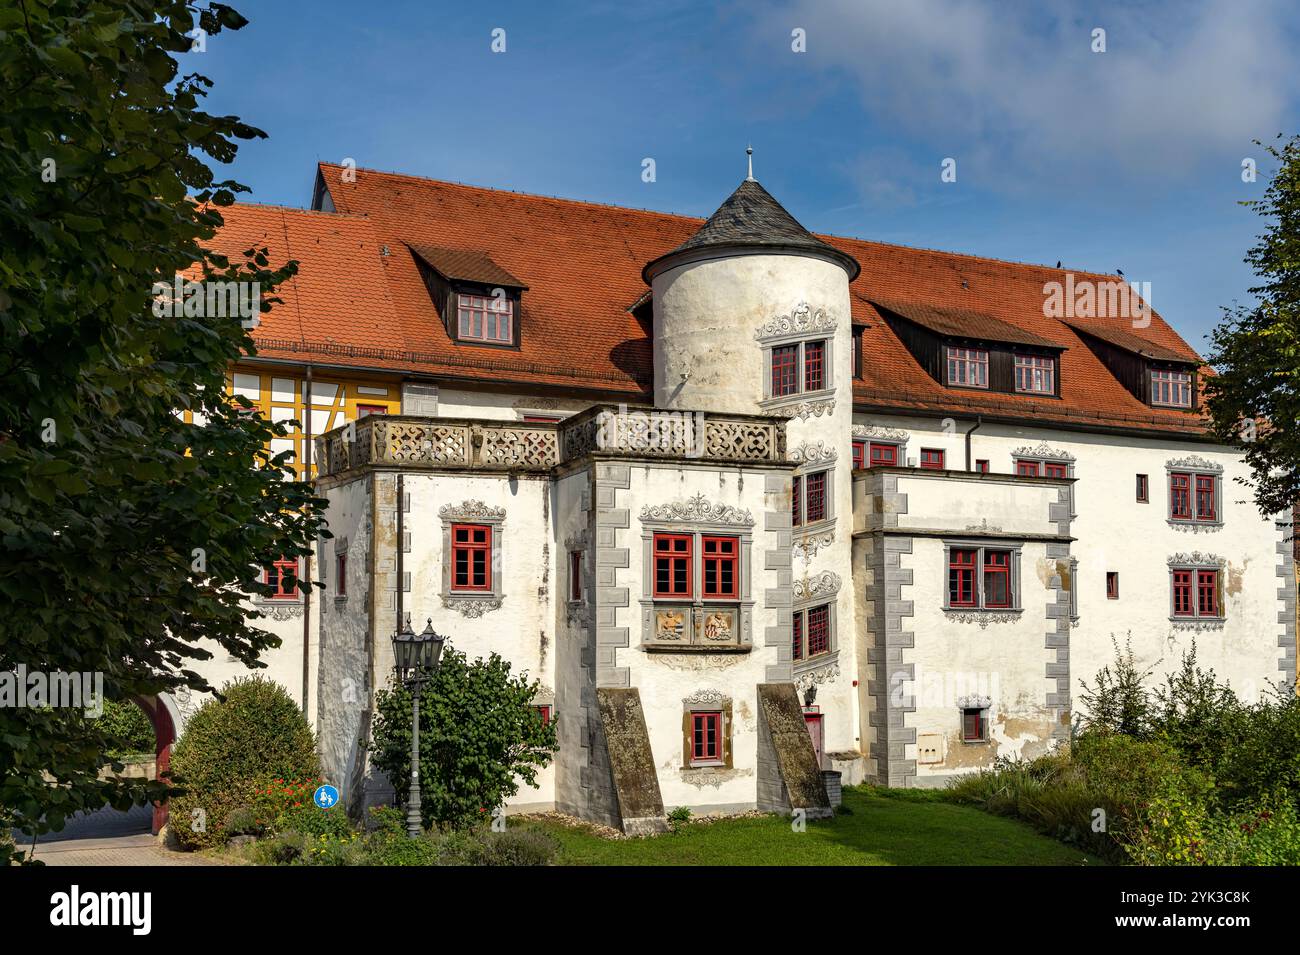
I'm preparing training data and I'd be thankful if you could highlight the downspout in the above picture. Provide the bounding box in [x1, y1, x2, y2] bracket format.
[396, 473, 405, 634]
[964, 415, 983, 471]
[301, 364, 313, 716]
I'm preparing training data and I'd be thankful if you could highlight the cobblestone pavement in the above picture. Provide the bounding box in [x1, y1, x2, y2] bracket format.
[12, 804, 224, 866]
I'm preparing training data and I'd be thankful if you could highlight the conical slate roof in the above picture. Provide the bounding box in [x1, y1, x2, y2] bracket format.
[643, 178, 861, 282]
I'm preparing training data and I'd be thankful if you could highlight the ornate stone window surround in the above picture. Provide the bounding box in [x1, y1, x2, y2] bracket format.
[254, 555, 304, 615]
[681, 690, 733, 770]
[1165, 455, 1224, 532]
[941, 539, 1025, 620]
[637, 501, 755, 652]
[1167, 551, 1227, 628]
[1011, 442, 1077, 518]
[439, 500, 506, 617]
[793, 571, 841, 679]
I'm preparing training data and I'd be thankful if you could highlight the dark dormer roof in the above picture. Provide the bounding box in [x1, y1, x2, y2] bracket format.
[643, 179, 861, 283]
[873, 299, 1063, 350]
[408, 243, 528, 290]
[1064, 318, 1198, 364]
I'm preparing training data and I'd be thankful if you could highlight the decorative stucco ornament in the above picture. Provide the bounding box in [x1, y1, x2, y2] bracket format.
[438, 500, 506, 522]
[640, 493, 755, 526]
[753, 301, 836, 341]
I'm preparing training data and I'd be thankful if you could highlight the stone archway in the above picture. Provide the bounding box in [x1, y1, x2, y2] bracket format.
[128, 693, 180, 834]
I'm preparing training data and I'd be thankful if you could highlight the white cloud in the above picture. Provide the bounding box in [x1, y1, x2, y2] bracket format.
[763, 0, 1300, 186]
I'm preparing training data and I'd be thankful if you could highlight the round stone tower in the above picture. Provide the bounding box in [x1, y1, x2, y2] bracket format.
[643, 161, 862, 760]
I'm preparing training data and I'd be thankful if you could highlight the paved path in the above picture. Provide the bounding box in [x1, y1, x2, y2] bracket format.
[12, 804, 223, 866]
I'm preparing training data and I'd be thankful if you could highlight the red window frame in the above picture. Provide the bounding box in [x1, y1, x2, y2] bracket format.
[920, 448, 945, 470]
[869, 443, 898, 467]
[1170, 473, 1192, 519]
[962, 708, 984, 742]
[852, 440, 866, 470]
[983, 550, 1012, 608]
[1106, 572, 1119, 600]
[356, 403, 388, 417]
[792, 611, 803, 661]
[335, 553, 347, 596]
[1195, 475, 1217, 521]
[804, 339, 826, 392]
[267, 557, 299, 600]
[1136, 474, 1149, 502]
[451, 524, 493, 591]
[804, 471, 827, 523]
[652, 533, 692, 598]
[457, 292, 514, 343]
[975, 459, 990, 473]
[534, 704, 552, 726]
[771, 345, 799, 397]
[791, 475, 802, 527]
[947, 346, 989, 388]
[691, 711, 722, 765]
[1172, 569, 1193, 616]
[806, 604, 830, 656]
[1013, 354, 1055, 394]
[948, 549, 977, 607]
[1197, 569, 1219, 617]
[1016, 459, 1041, 477]
[1045, 462, 1069, 479]
[568, 550, 582, 601]
[701, 536, 739, 599]
[1151, 369, 1192, 408]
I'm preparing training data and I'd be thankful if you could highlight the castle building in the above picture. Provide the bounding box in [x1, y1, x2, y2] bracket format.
[181, 160, 1295, 832]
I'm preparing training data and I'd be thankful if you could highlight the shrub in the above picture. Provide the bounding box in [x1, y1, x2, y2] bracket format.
[169, 677, 319, 850]
[223, 807, 259, 836]
[250, 777, 353, 839]
[98, 699, 155, 759]
[258, 830, 306, 864]
[667, 806, 692, 829]
[369, 648, 558, 831]
[1199, 799, 1300, 865]
[434, 827, 559, 866]
[359, 808, 441, 866]
[1076, 635, 1156, 738]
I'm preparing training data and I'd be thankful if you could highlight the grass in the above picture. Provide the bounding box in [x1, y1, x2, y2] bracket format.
[529, 785, 1103, 866]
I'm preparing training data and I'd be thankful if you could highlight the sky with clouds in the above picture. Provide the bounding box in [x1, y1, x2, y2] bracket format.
[196, 0, 1300, 355]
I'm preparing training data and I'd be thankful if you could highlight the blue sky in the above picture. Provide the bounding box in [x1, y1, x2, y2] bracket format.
[194, 0, 1300, 354]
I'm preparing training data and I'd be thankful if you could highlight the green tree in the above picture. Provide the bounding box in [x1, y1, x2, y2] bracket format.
[1204, 134, 1300, 517]
[0, 1, 325, 862]
[370, 647, 558, 831]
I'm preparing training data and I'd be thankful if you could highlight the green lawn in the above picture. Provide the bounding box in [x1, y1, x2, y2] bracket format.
[530, 786, 1102, 866]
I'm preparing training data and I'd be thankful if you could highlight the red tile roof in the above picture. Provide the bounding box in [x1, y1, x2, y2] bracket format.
[201, 164, 1214, 435]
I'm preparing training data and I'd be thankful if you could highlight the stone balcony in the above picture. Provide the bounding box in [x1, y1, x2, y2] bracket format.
[314, 405, 786, 479]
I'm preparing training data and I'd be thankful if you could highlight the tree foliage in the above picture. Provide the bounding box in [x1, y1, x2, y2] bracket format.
[370, 647, 558, 831]
[0, 1, 325, 861]
[1204, 134, 1300, 518]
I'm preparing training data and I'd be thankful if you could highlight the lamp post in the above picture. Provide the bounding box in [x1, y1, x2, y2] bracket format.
[391, 616, 447, 839]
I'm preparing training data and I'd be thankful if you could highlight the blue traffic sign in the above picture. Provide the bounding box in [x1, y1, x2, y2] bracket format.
[313, 784, 340, 809]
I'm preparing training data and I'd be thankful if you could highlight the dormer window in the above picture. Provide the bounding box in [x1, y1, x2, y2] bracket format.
[1014, 354, 1055, 394]
[457, 292, 514, 344]
[1150, 368, 1192, 408]
[947, 346, 988, 388]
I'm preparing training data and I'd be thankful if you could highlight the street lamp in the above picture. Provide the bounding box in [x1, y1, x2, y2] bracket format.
[391, 616, 447, 838]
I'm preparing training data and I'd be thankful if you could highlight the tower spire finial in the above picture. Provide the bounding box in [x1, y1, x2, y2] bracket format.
[746, 144, 754, 181]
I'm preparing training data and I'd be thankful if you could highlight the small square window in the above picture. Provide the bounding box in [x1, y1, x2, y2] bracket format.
[1016, 459, 1041, 477]
[534, 704, 552, 727]
[1106, 572, 1119, 600]
[920, 448, 945, 470]
[947, 346, 989, 388]
[457, 292, 514, 344]
[975, 459, 990, 473]
[1151, 368, 1193, 408]
[691, 711, 723, 766]
[451, 524, 492, 592]
[869, 443, 898, 467]
[356, 403, 388, 417]
[1014, 354, 1055, 394]
[962, 708, 987, 742]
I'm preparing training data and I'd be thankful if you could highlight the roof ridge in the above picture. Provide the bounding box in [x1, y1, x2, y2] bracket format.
[220, 199, 373, 220]
[317, 162, 1158, 289]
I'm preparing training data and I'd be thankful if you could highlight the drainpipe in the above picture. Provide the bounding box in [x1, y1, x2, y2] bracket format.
[301, 364, 314, 716]
[396, 473, 405, 635]
[964, 415, 983, 471]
